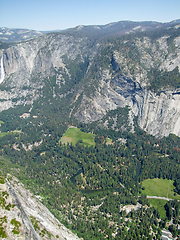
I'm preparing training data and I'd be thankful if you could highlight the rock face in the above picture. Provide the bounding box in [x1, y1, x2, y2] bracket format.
[0, 21, 180, 138]
[75, 73, 180, 137]
[0, 174, 80, 240]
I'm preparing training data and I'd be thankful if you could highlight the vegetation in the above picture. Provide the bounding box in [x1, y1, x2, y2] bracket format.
[165, 200, 180, 238]
[0, 41, 12, 50]
[148, 199, 167, 219]
[0, 112, 179, 239]
[0, 190, 13, 211]
[148, 67, 180, 92]
[0, 174, 4, 184]
[60, 127, 95, 146]
[77, 106, 131, 141]
[0, 216, 7, 238]
[141, 178, 180, 200]
[10, 218, 21, 234]
[0, 130, 21, 138]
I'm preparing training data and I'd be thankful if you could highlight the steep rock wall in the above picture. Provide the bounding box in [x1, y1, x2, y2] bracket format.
[135, 90, 180, 137]
[75, 73, 180, 138]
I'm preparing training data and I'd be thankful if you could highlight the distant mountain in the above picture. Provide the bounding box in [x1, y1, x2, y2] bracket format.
[0, 27, 44, 42]
[62, 19, 180, 38]
[1, 19, 180, 42]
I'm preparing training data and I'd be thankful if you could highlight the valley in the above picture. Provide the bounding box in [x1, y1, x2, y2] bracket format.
[0, 116, 179, 239]
[0, 20, 180, 239]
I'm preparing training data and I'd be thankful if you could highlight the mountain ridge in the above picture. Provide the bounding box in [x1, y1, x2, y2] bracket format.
[0, 19, 180, 138]
[1, 19, 180, 42]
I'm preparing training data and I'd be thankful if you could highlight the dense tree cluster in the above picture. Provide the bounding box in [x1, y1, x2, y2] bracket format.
[0, 118, 180, 239]
[148, 67, 180, 92]
[164, 200, 180, 238]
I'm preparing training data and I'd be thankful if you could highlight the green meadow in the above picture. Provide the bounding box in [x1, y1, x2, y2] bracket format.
[60, 127, 95, 146]
[140, 178, 180, 219]
[141, 178, 180, 200]
[0, 130, 21, 138]
[0, 132, 9, 138]
[0, 119, 22, 138]
[148, 198, 167, 219]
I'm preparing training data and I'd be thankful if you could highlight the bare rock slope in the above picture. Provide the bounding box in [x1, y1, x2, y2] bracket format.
[0, 174, 80, 240]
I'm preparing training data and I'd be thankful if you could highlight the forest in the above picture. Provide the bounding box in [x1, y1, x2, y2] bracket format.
[0, 102, 180, 239]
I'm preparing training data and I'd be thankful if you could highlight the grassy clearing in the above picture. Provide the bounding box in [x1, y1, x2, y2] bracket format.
[0, 120, 21, 138]
[141, 178, 180, 200]
[0, 130, 21, 138]
[0, 132, 9, 138]
[106, 138, 113, 145]
[60, 127, 95, 146]
[0, 119, 22, 138]
[148, 198, 167, 219]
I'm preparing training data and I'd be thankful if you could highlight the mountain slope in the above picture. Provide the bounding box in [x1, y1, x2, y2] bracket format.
[0, 21, 180, 138]
[0, 173, 80, 239]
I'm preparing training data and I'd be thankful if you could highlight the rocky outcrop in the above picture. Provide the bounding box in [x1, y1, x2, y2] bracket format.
[0, 174, 80, 240]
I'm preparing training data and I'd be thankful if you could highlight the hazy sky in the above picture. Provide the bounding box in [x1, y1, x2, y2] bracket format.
[0, 0, 180, 31]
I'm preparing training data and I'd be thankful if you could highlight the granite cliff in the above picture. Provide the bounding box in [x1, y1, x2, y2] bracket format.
[0, 173, 80, 240]
[0, 21, 180, 138]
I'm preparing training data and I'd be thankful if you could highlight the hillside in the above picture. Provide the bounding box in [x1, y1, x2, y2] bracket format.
[0, 172, 80, 239]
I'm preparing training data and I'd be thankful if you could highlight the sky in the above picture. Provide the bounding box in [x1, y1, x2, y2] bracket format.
[0, 0, 180, 31]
